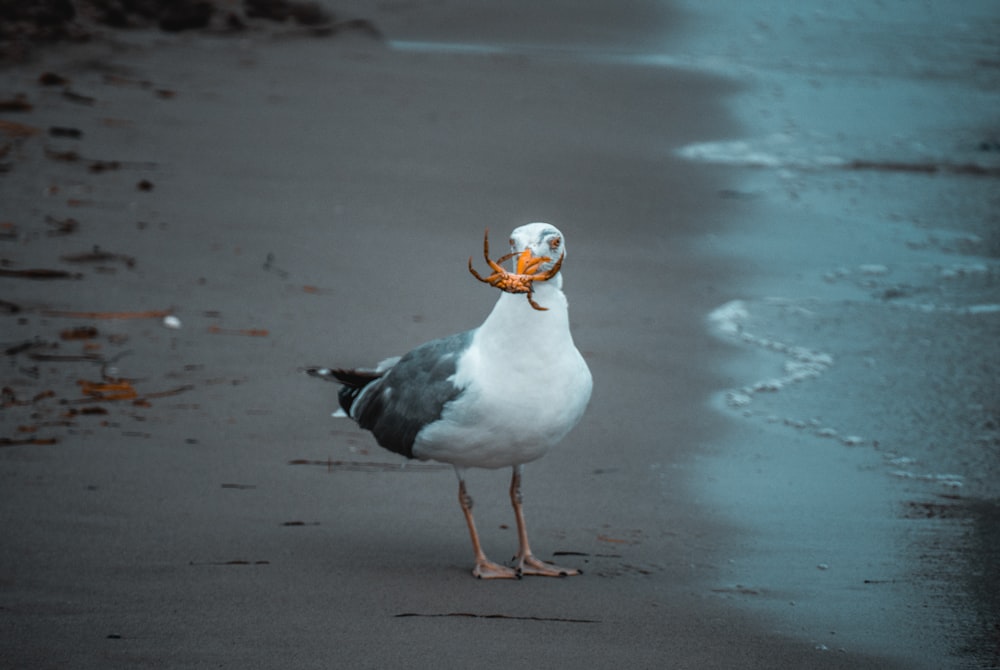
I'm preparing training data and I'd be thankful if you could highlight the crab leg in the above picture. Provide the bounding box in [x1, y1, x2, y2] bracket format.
[467, 257, 490, 283]
[526, 293, 548, 311]
[537, 252, 564, 279]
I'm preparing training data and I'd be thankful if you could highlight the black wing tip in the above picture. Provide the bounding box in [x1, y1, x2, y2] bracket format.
[303, 366, 385, 417]
[302, 366, 382, 385]
[303, 366, 337, 381]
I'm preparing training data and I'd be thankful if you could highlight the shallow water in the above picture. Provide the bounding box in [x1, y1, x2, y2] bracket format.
[677, 1, 999, 666]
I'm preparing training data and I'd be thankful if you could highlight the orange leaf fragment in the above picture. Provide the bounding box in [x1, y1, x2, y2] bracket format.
[0, 119, 41, 138]
[43, 309, 172, 320]
[207, 325, 269, 337]
[78, 379, 138, 401]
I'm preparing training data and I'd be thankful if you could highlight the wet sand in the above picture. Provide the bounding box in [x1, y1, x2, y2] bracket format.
[1, 3, 995, 669]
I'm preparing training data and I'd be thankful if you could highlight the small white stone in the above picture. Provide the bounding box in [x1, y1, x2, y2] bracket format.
[163, 315, 182, 329]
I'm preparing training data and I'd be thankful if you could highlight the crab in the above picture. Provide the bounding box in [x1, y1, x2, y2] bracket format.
[468, 228, 564, 311]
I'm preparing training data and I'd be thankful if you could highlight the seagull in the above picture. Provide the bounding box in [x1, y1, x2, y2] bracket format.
[307, 223, 592, 579]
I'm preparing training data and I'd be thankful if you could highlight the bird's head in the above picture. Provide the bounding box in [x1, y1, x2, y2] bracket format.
[507, 223, 565, 274]
[468, 223, 566, 311]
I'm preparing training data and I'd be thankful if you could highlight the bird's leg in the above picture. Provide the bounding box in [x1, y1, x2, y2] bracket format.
[457, 477, 519, 580]
[509, 465, 581, 577]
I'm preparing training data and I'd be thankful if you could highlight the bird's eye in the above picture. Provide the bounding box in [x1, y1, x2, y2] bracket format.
[509, 238, 515, 247]
[549, 237, 561, 250]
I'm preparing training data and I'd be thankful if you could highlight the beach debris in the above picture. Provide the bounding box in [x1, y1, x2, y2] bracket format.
[1, 0, 381, 61]
[158, 1, 215, 31]
[78, 379, 139, 401]
[0, 94, 32, 112]
[89, 159, 121, 173]
[60, 246, 136, 269]
[44, 147, 81, 162]
[207, 325, 269, 337]
[2, 387, 56, 407]
[162, 315, 182, 329]
[59, 326, 99, 340]
[0, 119, 41, 138]
[901, 498, 966, 520]
[0, 267, 82, 280]
[846, 159, 1000, 177]
[0, 436, 59, 447]
[62, 89, 96, 106]
[45, 216, 80, 235]
[188, 559, 271, 566]
[262, 252, 289, 278]
[245, 0, 329, 25]
[141, 384, 195, 399]
[48, 126, 82, 139]
[38, 72, 69, 86]
[63, 406, 110, 418]
[287, 458, 449, 472]
[137, 179, 154, 191]
[394, 612, 600, 623]
[4, 340, 49, 357]
[42, 308, 173, 320]
[44, 149, 155, 174]
[711, 585, 762, 596]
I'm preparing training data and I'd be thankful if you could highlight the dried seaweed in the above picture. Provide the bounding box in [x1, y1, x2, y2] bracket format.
[60, 246, 136, 268]
[0, 436, 59, 447]
[287, 458, 449, 472]
[0, 268, 82, 279]
[207, 325, 269, 337]
[42, 308, 173, 319]
[394, 612, 600, 623]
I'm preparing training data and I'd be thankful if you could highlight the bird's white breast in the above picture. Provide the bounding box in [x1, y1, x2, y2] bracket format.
[413, 286, 592, 469]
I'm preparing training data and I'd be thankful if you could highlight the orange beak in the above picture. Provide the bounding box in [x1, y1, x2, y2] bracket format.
[512, 248, 552, 276]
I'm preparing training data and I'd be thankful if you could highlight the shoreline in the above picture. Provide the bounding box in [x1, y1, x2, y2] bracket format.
[678, 2, 1000, 666]
[4, 3, 994, 668]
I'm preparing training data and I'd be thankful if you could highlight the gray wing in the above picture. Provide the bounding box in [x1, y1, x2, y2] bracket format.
[353, 330, 474, 459]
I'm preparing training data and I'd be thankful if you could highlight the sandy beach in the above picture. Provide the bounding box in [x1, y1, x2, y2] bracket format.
[2, 2, 998, 668]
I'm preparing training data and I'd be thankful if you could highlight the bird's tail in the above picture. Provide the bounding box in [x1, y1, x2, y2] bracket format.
[304, 366, 383, 417]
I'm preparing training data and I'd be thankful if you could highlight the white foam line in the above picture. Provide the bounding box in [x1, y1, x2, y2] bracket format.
[965, 304, 1000, 315]
[709, 300, 970, 488]
[678, 139, 849, 170]
[889, 302, 1000, 316]
[708, 300, 834, 409]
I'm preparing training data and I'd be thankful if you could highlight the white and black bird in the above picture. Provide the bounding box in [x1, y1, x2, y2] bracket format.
[307, 223, 592, 579]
